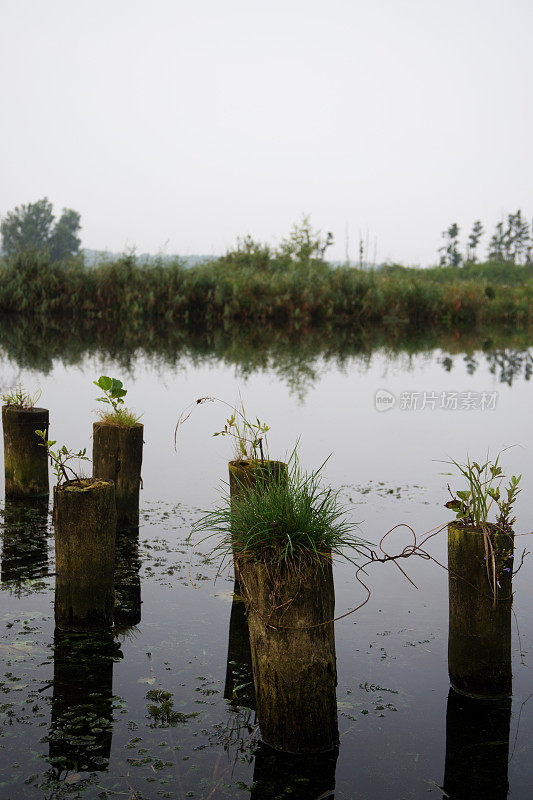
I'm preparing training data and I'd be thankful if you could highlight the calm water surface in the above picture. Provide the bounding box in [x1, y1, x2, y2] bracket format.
[0, 332, 532, 799]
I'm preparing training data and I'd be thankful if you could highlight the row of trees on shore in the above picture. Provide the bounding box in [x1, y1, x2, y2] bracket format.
[439, 211, 532, 267]
[1, 198, 532, 271]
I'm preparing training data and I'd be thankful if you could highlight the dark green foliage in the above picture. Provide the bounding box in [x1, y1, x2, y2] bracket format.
[439, 223, 462, 267]
[467, 220, 484, 263]
[49, 209, 81, 262]
[0, 240, 533, 330]
[1, 198, 54, 256]
[1, 198, 81, 261]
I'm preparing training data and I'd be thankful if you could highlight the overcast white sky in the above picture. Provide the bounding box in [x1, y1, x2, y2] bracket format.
[1, 0, 532, 265]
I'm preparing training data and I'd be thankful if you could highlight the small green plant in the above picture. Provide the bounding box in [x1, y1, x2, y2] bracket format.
[443, 452, 522, 600]
[94, 376, 140, 426]
[2, 385, 41, 409]
[191, 454, 368, 571]
[213, 403, 270, 462]
[35, 430, 90, 485]
[444, 453, 521, 532]
[175, 395, 270, 462]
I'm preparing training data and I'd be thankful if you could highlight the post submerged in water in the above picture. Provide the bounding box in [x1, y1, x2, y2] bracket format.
[2, 405, 49, 497]
[54, 478, 116, 630]
[448, 522, 513, 698]
[93, 421, 143, 528]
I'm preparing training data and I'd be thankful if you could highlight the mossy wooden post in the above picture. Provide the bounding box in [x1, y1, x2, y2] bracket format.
[443, 687, 510, 800]
[50, 628, 120, 772]
[251, 742, 338, 800]
[1, 497, 49, 584]
[237, 554, 338, 754]
[114, 527, 142, 629]
[228, 459, 288, 592]
[2, 405, 49, 497]
[54, 479, 116, 630]
[224, 595, 255, 709]
[93, 421, 143, 528]
[448, 522, 513, 698]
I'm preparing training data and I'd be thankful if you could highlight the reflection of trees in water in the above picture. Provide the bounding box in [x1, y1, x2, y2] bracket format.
[485, 348, 533, 385]
[1, 316, 532, 398]
[440, 348, 533, 385]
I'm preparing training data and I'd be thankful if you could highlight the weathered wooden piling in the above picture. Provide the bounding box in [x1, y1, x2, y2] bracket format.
[54, 479, 116, 630]
[237, 554, 339, 753]
[1, 497, 49, 584]
[228, 459, 287, 592]
[448, 522, 513, 698]
[443, 687, 511, 800]
[223, 595, 255, 709]
[93, 421, 143, 528]
[2, 405, 49, 497]
[114, 526, 142, 629]
[250, 741, 338, 800]
[228, 459, 288, 498]
[49, 628, 120, 772]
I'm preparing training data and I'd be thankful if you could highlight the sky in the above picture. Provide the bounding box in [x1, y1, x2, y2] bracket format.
[1, 0, 532, 265]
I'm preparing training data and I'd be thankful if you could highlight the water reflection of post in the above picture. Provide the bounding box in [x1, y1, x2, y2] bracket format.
[0, 497, 49, 585]
[48, 628, 122, 773]
[114, 527, 142, 630]
[250, 742, 338, 800]
[223, 595, 255, 710]
[443, 687, 511, 800]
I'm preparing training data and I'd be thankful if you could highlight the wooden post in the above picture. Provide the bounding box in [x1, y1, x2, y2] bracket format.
[93, 422, 143, 528]
[448, 522, 513, 698]
[1, 497, 49, 584]
[250, 741, 338, 800]
[2, 405, 49, 497]
[49, 628, 121, 772]
[114, 526, 141, 630]
[223, 595, 255, 709]
[238, 554, 338, 753]
[228, 459, 287, 592]
[54, 479, 116, 630]
[443, 687, 510, 799]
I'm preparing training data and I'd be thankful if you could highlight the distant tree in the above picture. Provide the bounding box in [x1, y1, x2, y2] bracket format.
[1, 198, 81, 261]
[466, 220, 484, 263]
[507, 210, 530, 264]
[1, 198, 54, 256]
[488, 221, 506, 263]
[49, 209, 81, 262]
[277, 216, 334, 265]
[439, 223, 462, 267]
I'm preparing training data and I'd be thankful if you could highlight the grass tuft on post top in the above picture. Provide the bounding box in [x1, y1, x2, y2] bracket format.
[191, 451, 369, 572]
[2, 384, 42, 409]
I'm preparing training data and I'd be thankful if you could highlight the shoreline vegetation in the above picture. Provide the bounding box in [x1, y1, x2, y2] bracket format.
[1, 247, 532, 331]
